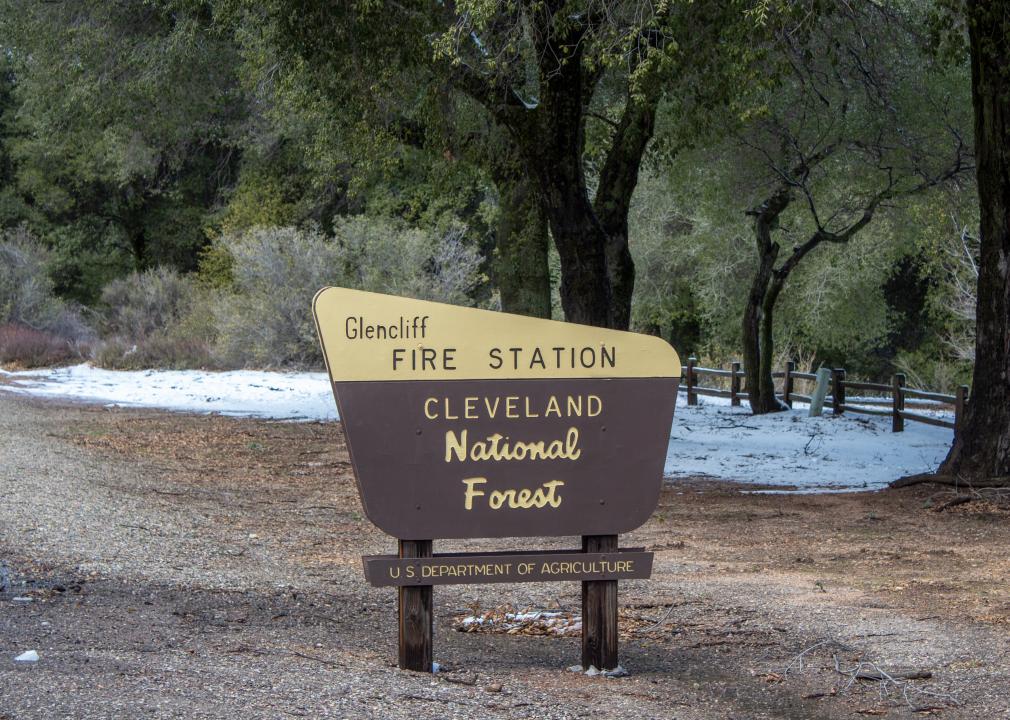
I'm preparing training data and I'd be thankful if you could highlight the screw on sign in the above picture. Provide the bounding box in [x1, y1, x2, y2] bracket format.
[313, 287, 681, 672]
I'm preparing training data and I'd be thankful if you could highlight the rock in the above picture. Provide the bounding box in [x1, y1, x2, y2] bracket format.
[484, 682, 503, 693]
[566, 664, 627, 677]
[14, 650, 39, 663]
[442, 671, 477, 686]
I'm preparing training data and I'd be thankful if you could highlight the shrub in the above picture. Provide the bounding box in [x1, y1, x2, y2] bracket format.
[93, 267, 216, 369]
[99, 267, 194, 339]
[212, 225, 340, 369]
[0, 235, 53, 328]
[91, 331, 216, 370]
[213, 218, 483, 369]
[0, 323, 77, 368]
[0, 227, 93, 366]
[334, 218, 482, 305]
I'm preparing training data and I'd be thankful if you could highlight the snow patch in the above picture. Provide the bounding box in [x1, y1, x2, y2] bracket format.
[0, 364, 337, 421]
[458, 610, 581, 637]
[666, 394, 952, 491]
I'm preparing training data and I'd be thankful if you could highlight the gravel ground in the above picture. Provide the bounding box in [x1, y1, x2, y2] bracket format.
[1, 392, 1008, 719]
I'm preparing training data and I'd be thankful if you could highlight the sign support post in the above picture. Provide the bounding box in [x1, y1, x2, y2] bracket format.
[581, 534, 619, 670]
[398, 539, 433, 672]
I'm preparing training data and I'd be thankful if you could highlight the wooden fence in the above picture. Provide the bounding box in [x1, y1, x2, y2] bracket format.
[681, 357, 969, 433]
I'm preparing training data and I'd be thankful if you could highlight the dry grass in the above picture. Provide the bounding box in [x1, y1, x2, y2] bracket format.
[0, 322, 81, 368]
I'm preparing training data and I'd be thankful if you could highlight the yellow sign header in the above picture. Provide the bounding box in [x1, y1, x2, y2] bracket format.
[313, 287, 680, 382]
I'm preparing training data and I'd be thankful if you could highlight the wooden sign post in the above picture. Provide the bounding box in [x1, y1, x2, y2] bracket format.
[582, 534, 618, 670]
[313, 287, 680, 672]
[398, 539, 432, 672]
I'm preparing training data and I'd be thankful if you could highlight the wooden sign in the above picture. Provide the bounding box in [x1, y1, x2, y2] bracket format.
[312, 287, 681, 673]
[312, 287, 680, 540]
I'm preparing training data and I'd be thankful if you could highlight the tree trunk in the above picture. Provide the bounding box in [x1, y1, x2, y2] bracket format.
[758, 277, 788, 412]
[744, 188, 791, 414]
[604, 225, 635, 330]
[493, 170, 551, 318]
[742, 249, 786, 414]
[594, 93, 658, 330]
[935, 1, 1010, 484]
[523, 23, 613, 328]
[541, 181, 613, 327]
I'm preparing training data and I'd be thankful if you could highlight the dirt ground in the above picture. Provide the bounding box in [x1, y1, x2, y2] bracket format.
[1, 393, 1008, 719]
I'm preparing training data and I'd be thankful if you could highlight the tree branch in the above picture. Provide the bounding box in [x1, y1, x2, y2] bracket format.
[772, 141, 968, 284]
[445, 60, 532, 132]
[591, 19, 672, 235]
[592, 90, 660, 235]
[586, 111, 619, 131]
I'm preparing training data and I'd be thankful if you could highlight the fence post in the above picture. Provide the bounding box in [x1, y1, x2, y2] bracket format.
[730, 361, 741, 407]
[832, 368, 846, 415]
[955, 384, 968, 431]
[892, 373, 905, 432]
[808, 368, 831, 417]
[783, 360, 795, 408]
[686, 356, 697, 406]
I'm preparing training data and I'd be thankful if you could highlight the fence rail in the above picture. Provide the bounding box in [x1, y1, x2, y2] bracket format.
[681, 356, 968, 433]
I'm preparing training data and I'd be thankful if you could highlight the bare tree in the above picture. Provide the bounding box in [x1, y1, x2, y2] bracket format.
[733, 3, 973, 413]
[940, 216, 979, 362]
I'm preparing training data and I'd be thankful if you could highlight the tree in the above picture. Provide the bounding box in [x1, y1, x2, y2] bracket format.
[898, 0, 1010, 487]
[227, 0, 748, 327]
[0, 55, 16, 214]
[730, 3, 971, 413]
[0, 0, 245, 300]
[437, 1, 733, 327]
[221, 0, 550, 317]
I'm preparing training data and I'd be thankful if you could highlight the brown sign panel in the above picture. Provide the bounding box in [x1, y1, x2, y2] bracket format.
[313, 287, 680, 540]
[363, 549, 654, 587]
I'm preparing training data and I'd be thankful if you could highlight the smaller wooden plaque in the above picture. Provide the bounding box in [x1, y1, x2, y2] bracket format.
[363, 548, 653, 587]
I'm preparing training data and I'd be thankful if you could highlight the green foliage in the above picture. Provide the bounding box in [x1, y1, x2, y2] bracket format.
[627, 174, 703, 349]
[195, 243, 236, 290]
[44, 220, 141, 303]
[0, 0, 245, 299]
[0, 54, 30, 228]
[634, 2, 974, 387]
[0, 0, 985, 389]
[896, 189, 980, 373]
[219, 164, 302, 234]
[630, 144, 968, 381]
